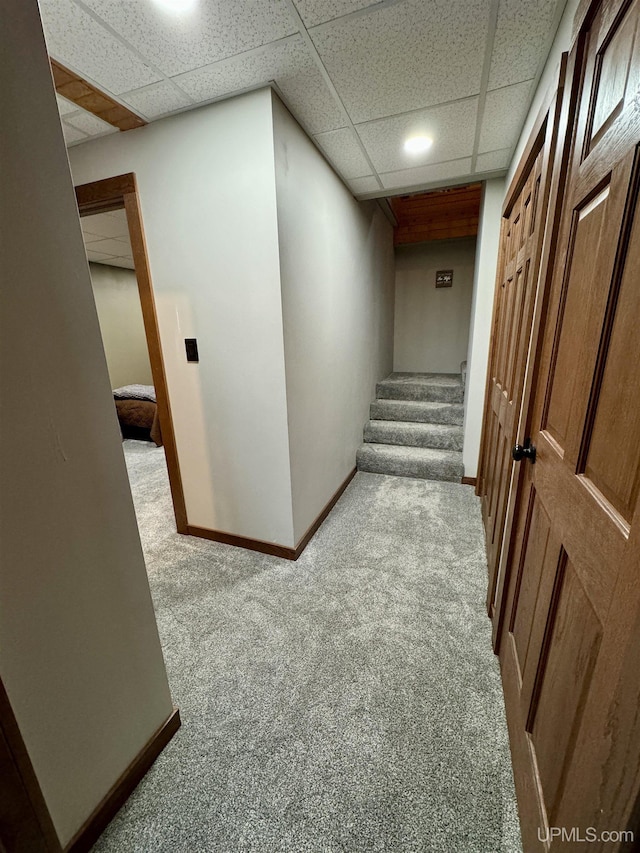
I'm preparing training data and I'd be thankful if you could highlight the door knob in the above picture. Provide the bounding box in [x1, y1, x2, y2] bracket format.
[512, 439, 536, 463]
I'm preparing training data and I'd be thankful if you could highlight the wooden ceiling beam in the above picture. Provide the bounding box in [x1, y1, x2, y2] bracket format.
[50, 58, 147, 132]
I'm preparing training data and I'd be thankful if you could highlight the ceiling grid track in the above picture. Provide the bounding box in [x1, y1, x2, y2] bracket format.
[282, 0, 384, 189]
[470, 0, 500, 174]
[72, 0, 196, 114]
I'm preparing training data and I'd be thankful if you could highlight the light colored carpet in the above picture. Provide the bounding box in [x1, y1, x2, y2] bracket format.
[93, 440, 522, 853]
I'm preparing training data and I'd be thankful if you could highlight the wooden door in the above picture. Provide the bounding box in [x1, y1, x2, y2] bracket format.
[478, 69, 566, 621]
[498, 0, 640, 848]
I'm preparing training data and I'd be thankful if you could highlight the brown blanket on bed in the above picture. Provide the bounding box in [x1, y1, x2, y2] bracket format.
[115, 399, 162, 446]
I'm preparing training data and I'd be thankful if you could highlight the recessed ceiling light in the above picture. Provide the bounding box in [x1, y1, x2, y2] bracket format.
[404, 136, 433, 155]
[152, 0, 197, 12]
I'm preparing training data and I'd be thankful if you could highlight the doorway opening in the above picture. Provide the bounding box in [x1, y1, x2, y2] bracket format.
[76, 173, 187, 535]
[356, 184, 481, 486]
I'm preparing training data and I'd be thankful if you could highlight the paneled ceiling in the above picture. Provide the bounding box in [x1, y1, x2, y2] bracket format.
[81, 209, 135, 269]
[41, 0, 567, 198]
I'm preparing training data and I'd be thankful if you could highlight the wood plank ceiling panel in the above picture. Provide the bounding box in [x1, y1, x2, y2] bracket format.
[390, 183, 482, 245]
[50, 59, 147, 132]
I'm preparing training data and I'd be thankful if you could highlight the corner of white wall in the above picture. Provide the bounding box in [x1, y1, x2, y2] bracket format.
[462, 178, 505, 478]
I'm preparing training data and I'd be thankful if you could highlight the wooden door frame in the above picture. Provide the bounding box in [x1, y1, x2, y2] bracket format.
[476, 53, 578, 651]
[75, 173, 188, 534]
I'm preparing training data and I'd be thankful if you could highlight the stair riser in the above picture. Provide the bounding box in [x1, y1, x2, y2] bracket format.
[370, 401, 463, 425]
[376, 383, 464, 404]
[364, 423, 463, 451]
[357, 449, 463, 483]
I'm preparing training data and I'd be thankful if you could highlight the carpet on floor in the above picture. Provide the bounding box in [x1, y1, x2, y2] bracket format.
[92, 439, 522, 853]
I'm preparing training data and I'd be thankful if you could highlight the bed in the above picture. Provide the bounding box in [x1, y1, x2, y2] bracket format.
[112, 384, 162, 446]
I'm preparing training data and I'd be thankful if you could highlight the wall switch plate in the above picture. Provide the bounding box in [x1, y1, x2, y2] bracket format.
[185, 338, 199, 362]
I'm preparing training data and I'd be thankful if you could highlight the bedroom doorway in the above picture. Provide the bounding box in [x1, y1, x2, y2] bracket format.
[76, 173, 188, 534]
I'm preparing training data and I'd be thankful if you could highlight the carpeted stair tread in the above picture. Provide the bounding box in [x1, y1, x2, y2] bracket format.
[376, 372, 464, 403]
[357, 443, 464, 482]
[364, 419, 463, 451]
[370, 399, 464, 425]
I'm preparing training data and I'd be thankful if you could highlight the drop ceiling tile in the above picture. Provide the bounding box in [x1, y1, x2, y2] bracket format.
[102, 256, 135, 269]
[294, 0, 383, 28]
[176, 37, 344, 133]
[314, 128, 371, 178]
[489, 0, 561, 90]
[87, 250, 118, 262]
[356, 98, 478, 174]
[56, 94, 77, 116]
[84, 237, 131, 256]
[82, 0, 297, 77]
[310, 0, 489, 123]
[39, 0, 161, 94]
[479, 81, 533, 153]
[65, 110, 117, 137]
[62, 122, 87, 145]
[347, 175, 380, 194]
[122, 81, 193, 119]
[476, 147, 512, 172]
[380, 157, 473, 190]
[82, 212, 130, 241]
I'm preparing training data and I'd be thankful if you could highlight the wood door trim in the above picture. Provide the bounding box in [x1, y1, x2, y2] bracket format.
[461, 476, 478, 487]
[75, 173, 189, 534]
[491, 47, 582, 653]
[477, 58, 570, 627]
[0, 677, 60, 852]
[188, 467, 357, 560]
[64, 709, 180, 853]
[50, 59, 146, 133]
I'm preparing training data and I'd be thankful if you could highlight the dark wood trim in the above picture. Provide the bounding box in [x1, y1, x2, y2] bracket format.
[187, 525, 297, 560]
[461, 476, 477, 487]
[50, 59, 146, 132]
[64, 710, 180, 853]
[75, 174, 189, 534]
[188, 468, 358, 561]
[491, 47, 580, 654]
[293, 467, 357, 559]
[75, 174, 136, 215]
[0, 678, 61, 852]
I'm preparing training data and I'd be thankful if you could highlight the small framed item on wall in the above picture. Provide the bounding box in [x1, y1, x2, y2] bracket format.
[436, 269, 453, 287]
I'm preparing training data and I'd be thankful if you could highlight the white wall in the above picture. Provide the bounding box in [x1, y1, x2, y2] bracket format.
[70, 90, 295, 546]
[89, 262, 153, 388]
[463, 178, 505, 477]
[393, 238, 476, 374]
[506, 0, 580, 187]
[272, 95, 395, 543]
[0, 0, 174, 845]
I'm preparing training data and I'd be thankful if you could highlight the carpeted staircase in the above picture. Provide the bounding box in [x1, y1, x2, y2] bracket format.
[357, 372, 464, 482]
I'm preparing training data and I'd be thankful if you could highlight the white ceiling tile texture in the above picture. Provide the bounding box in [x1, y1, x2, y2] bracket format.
[310, 0, 490, 123]
[65, 110, 116, 136]
[122, 80, 194, 119]
[489, 0, 561, 90]
[56, 93, 77, 115]
[175, 37, 345, 133]
[479, 80, 534, 154]
[41, 0, 567, 196]
[62, 122, 87, 144]
[81, 0, 297, 76]
[476, 147, 512, 172]
[313, 128, 372, 178]
[356, 98, 478, 174]
[347, 175, 381, 193]
[293, 0, 384, 28]
[40, 0, 161, 93]
[380, 157, 474, 190]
